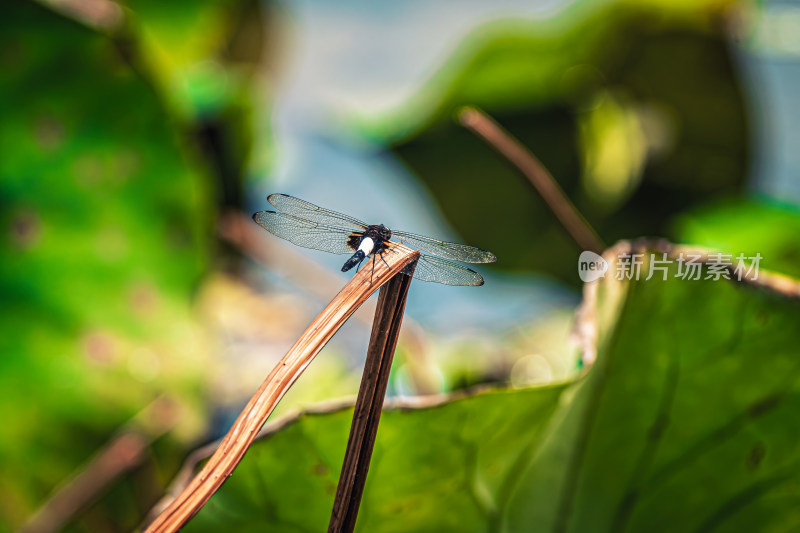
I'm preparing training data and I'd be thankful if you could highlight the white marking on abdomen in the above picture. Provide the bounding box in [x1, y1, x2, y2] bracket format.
[358, 237, 375, 256]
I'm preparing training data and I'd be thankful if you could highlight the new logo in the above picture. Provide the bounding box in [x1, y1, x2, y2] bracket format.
[578, 251, 608, 282]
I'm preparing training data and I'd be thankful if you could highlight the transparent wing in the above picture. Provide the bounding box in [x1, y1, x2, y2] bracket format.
[404, 254, 485, 286]
[392, 230, 496, 264]
[268, 194, 367, 229]
[253, 211, 357, 255]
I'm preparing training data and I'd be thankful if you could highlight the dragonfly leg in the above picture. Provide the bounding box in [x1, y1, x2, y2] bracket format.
[378, 251, 391, 270]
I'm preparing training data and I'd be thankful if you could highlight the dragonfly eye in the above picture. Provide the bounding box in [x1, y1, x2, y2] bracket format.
[377, 225, 392, 241]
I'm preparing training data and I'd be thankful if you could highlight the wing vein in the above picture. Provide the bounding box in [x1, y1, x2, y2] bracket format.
[392, 230, 496, 264]
[268, 194, 367, 229]
[253, 211, 357, 255]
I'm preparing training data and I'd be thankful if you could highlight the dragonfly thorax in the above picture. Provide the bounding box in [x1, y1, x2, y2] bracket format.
[357, 237, 375, 256]
[347, 224, 391, 256]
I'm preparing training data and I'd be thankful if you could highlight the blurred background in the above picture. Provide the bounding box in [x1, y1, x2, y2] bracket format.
[2, 0, 800, 531]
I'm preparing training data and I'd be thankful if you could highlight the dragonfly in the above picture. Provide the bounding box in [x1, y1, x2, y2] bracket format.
[253, 194, 496, 286]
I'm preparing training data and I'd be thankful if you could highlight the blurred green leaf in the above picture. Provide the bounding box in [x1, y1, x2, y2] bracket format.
[0, 1, 213, 529]
[674, 198, 800, 279]
[372, 0, 748, 284]
[183, 243, 800, 532]
[508, 246, 800, 531]
[122, 0, 264, 119]
[121, 0, 267, 209]
[185, 387, 568, 533]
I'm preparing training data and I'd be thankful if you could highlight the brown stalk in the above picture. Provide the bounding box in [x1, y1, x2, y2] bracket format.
[21, 396, 179, 533]
[328, 259, 417, 533]
[219, 210, 438, 395]
[144, 243, 420, 533]
[458, 106, 605, 254]
[151, 387, 507, 505]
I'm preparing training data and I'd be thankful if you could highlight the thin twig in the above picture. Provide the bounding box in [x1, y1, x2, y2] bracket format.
[328, 260, 417, 533]
[21, 396, 180, 533]
[144, 242, 420, 533]
[458, 107, 605, 254]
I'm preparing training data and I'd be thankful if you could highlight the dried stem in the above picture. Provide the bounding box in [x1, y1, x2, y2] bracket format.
[219, 211, 437, 395]
[21, 396, 179, 533]
[328, 260, 417, 533]
[144, 243, 420, 533]
[458, 106, 605, 254]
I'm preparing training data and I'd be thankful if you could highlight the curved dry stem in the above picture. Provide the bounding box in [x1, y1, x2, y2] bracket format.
[144, 242, 420, 533]
[21, 396, 179, 533]
[219, 210, 437, 395]
[152, 385, 511, 509]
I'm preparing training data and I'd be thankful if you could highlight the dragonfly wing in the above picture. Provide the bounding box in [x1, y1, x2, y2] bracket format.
[392, 230, 496, 264]
[405, 254, 485, 286]
[268, 194, 367, 229]
[253, 211, 357, 255]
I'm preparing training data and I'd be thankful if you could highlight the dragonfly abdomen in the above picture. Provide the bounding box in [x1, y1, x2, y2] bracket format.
[342, 250, 365, 272]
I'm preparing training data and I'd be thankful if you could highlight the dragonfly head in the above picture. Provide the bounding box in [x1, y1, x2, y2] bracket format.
[365, 224, 392, 243]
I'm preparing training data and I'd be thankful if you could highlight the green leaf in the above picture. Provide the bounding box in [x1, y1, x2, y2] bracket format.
[0, 2, 212, 527]
[674, 198, 800, 279]
[508, 243, 800, 531]
[371, 0, 748, 284]
[184, 385, 568, 532]
[183, 242, 800, 532]
[121, 0, 264, 120]
[119, 0, 265, 201]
